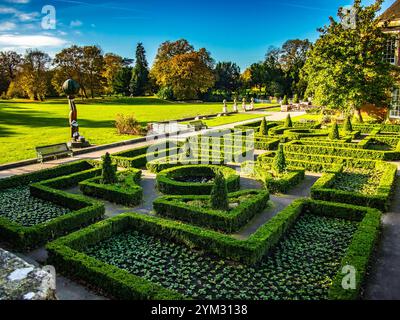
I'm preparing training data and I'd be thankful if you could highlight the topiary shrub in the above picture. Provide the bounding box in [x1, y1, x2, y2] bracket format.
[293, 94, 299, 104]
[272, 144, 287, 176]
[329, 122, 340, 140]
[282, 95, 288, 105]
[102, 152, 117, 184]
[258, 117, 268, 136]
[115, 114, 143, 135]
[285, 114, 293, 128]
[210, 171, 229, 211]
[344, 116, 353, 132]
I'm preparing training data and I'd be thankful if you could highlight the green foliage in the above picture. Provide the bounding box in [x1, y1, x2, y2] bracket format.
[114, 114, 143, 135]
[293, 94, 299, 103]
[112, 67, 132, 96]
[210, 171, 229, 211]
[156, 165, 240, 195]
[284, 114, 293, 127]
[101, 152, 117, 184]
[154, 190, 269, 232]
[282, 95, 288, 105]
[258, 117, 268, 137]
[130, 43, 150, 96]
[302, 0, 395, 116]
[344, 116, 353, 132]
[329, 122, 340, 140]
[156, 86, 174, 100]
[272, 144, 287, 175]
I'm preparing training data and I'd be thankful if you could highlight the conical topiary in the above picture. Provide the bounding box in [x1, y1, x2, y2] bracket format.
[102, 152, 117, 184]
[259, 117, 268, 137]
[272, 144, 287, 176]
[285, 114, 293, 128]
[344, 116, 353, 132]
[210, 170, 229, 211]
[282, 95, 288, 105]
[293, 94, 299, 104]
[329, 121, 340, 140]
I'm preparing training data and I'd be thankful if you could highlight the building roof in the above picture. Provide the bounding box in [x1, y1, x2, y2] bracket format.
[380, 0, 400, 21]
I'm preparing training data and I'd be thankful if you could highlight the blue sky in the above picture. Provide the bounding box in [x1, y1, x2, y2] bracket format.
[0, 0, 396, 70]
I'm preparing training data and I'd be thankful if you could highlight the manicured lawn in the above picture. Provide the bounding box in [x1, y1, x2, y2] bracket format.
[0, 97, 275, 165]
[182, 113, 267, 127]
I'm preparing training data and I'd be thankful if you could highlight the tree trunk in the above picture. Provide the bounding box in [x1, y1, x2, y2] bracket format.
[355, 108, 363, 123]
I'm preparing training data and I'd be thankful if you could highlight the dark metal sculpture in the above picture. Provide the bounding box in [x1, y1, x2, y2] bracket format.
[62, 79, 89, 147]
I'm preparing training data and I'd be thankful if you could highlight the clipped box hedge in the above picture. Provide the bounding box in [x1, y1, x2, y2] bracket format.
[79, 169, 143, 206]
[156, 165, 240, 195]
[284, 140, 400, 161]
[311, 161, 397, 211]
[0, 161, 104, 250]
[46, 199, 380, 300]
[153, 189, 269, 233]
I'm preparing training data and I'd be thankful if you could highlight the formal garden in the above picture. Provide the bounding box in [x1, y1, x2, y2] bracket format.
[0, 112, 396, 300]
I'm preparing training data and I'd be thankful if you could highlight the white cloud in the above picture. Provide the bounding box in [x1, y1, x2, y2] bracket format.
[0, 34, 67, 49]
[70, 20, 83, 27]
[0, 7, 18, 14]
[16, 12, 39, 22]
[5, 0, 31, 4]
[0, 22, 16, 31]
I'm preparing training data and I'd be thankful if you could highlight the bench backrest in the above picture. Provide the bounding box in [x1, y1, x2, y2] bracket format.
[36, 143, 70, 156]
[189, 120, 205, 127]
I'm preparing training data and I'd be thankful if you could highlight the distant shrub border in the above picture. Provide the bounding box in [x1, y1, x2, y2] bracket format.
[79, 169, 143, 206]
[47, 199, 380, 300]
[153, 189, 269, 233]
[0, 161, 104, 250]
[311, 161, 397, 211]
[156, 165, 240, 195]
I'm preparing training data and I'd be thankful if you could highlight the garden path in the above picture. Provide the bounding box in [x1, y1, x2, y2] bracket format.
[364, 175, 400, 300]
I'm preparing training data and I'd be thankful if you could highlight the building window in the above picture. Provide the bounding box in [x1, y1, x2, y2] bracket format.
[384, 37, 397, 65]
[390, 88, 400, 118]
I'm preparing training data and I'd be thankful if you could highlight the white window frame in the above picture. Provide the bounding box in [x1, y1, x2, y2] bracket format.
[390, 88, 400, 119]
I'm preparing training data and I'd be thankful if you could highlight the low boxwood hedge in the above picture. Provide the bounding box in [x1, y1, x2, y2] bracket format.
[0, 161, 105, 250]
[156, 165, 240, 195]
[79, 169, 143, 206]
[311, 161, 397, 211]
[46, 199, 380, 300]
[153, 189, 269, 233]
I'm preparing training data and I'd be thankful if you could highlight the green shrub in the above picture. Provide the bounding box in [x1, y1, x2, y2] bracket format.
[102, 152, 117, 184]
[344, 116, 353, 132]
[293, 94, 299, 104]
[210, 171, 229, 211]
[258, 117, 268, 137]
[272, 144, 287, 175]
[114, 114, 143, 135]
[329, 122, 340, 140]
[284, 114, 293, 128]
[282, 95, 288, 105]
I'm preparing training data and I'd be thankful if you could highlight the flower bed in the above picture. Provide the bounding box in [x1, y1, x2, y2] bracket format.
[79, 169, 143, 206]
[46, 199, 381, 300]
[0, 161, 104, 250]
[156, 165, 240, 195]
[153, 190, 269, 232]
[311, 161, 397, 211]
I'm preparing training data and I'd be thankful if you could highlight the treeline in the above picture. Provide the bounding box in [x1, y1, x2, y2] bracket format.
[0, 38, 311, 101]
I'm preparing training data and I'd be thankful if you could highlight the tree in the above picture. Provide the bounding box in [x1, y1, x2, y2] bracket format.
[258, 117, 268, 136]
[344, 116, 353, 132]
[103, 53, 124, 95]
[130, 43, 150, 96]
[18, 49, 51, 100]
[329, 121, 340, 140]
[102, 152, 117, 184]
[214, 61, 241, 93]
[302, 0, 397, 122]
[293, 94, 299, 103]
[282, 95, 288, 105]
[272, 144, 287, 176]
[113, 66, 133, 96]
[210, 171, 229, 211]
[82, 45, 105, 98]
[285, 114, 293, 127]
[0, 51, 22, 95]
[151, 39, 215, 100]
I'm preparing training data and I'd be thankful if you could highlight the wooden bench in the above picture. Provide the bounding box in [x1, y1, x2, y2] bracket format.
[188, 120, 208, 131]
[36, 143, 73, 163]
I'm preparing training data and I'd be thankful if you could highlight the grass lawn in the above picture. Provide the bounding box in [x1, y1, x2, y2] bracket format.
[0, 97, 276, 165]
[181, 113, 267, 127]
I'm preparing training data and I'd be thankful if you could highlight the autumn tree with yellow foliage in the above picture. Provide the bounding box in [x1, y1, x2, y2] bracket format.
[151, 39, 215, 100]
